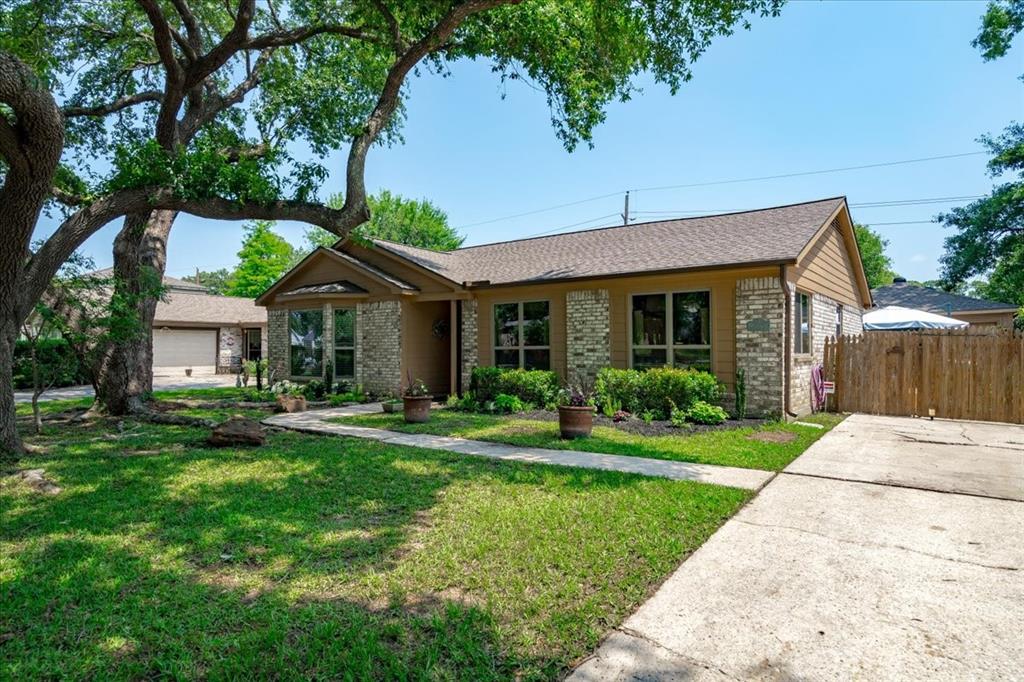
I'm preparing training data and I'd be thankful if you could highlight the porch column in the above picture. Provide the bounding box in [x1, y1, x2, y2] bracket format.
[356, 300, 402, 396]
[566, 289, 610, 384]
[460, 299, 478, 393]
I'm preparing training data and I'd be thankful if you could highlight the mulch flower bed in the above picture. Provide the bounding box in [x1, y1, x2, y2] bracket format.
[515, 409, 766, 437]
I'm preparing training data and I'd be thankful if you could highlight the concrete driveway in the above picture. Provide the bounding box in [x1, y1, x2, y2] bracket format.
[13, 372, 238, 403]
[571, 414, 1024, 680]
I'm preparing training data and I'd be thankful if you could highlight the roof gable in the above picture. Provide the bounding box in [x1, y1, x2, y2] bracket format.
[255, 247, 417, 306]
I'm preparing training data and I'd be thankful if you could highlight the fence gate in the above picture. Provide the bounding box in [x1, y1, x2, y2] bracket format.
[822, 328, 1023, 424]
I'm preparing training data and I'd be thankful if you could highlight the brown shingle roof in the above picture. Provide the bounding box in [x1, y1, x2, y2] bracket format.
[372, 197, 846, 285]
[872, 280, 1017, 314]
[155, 292, 267, 326]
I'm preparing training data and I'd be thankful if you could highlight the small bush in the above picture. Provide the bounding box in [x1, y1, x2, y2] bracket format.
[301, 379, 327, 401]
[600, 396, 622, 418]
[447, 393, 479, 412]
[595, 366, 723, 420]
[469, 367, 559, 405]
[13, 338, 88, 389]
[685, 400, 728, 425]
[493, 393, 526, 413]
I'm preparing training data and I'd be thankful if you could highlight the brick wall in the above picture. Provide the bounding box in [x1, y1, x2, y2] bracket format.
[566, 289, 610, 384]
[216, 326, 243, 374]
[357, 300, 402, 395]
[267, 309, 288, 383]
[735, 277, 785, 417]
[460, 299, 478, 393]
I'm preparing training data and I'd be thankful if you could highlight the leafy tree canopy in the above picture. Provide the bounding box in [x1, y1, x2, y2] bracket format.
[853, 224, 897, 289]
[226, 221, 297, 298]
[182, 268, 233, 296]
[304, 191, 463, 252]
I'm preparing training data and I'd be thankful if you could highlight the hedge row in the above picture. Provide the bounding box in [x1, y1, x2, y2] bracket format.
[12, 339, 88, 389]
[595, 367, 722, 420]
[469, 367, 560, 406]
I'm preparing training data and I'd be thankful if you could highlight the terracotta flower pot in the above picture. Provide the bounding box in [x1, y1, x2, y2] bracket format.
[558, 405, 595, 439]
[403, 395, 433, 423]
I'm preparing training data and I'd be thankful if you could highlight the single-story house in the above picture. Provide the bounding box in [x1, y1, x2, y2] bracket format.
[256, 197, 871, 416]
[871, 278, 1018, 329]
[93, 270, 268, 375]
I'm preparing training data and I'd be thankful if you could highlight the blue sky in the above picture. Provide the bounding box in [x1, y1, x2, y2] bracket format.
[40, 0, 1023, 282]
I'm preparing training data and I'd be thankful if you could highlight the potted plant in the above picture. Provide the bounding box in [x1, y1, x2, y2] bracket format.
[557, 381, 596, 439]
[402, 378, 433, 423]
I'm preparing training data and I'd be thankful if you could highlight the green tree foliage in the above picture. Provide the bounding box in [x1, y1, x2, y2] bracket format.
[936, 1, 1024, 315]
[226, 221, 297, 298]
[183, 269, 233, 296]
[853, 224, 897, 289]
[304, 191, 463, 252]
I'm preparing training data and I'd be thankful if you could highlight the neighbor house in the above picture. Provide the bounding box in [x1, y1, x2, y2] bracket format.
[93, 270, 268, 376]
[256, 197, 871, 416]
[871, 278, 1018, 329]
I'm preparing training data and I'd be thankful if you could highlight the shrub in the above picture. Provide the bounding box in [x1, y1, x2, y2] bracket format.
[12, 338, 88, 389]
[469, 367, 559, 406]
[595, 366, 723, 420]
[447, 393, 479, 412]
[301, 379, 327, 401]
[600, 396, 622, 418]
[685, 400, 728, 425]
[493, 393, 526, 413]
[735, 368, 747, 419]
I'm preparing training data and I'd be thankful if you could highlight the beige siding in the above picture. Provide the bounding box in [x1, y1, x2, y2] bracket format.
[344, 243, 454, 294]
[792, 222, 863, 308]
[265, 251, 392, 302]
[472, 266, 777, 392]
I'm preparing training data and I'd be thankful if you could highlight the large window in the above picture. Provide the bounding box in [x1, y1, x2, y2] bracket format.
[334, 308, 356, 379]
[289, 310, 323, 377]
[795, 291, 811, 354]
[494, 300, 550, 370]
[631, 291, 711, 371]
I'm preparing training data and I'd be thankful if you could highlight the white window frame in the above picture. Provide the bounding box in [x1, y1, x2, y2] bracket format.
[628, 289, 713, 371]
[492, 300, 551, 370]
[795, 291, 812, 355]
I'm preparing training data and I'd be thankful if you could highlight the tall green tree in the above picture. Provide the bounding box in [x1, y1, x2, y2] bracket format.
[853, 224, 897, 289]
[304, 191, 463, 252]
[1, 0, 784, 452]
[936, 1, 1023, 309]
[183, 268, 233, 296]
[227, 221, 297, 297]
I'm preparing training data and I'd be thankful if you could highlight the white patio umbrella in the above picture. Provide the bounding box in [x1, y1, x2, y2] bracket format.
[863, 305, 969, 331]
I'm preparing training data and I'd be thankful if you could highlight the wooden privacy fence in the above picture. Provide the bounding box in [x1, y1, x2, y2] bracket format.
[823, 328, 1023, 424]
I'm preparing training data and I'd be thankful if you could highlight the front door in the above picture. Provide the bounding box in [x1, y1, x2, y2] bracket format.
[244, 328, 262, 361]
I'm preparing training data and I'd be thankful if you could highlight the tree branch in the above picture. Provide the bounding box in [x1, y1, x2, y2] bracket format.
[62, 90, 163, 117]
[244, 24, 378, 49]
[181, 48, 272, 138]
[371, 0, 407, 53]
[184, 0, 256, 89]
[0, 117, 23, 171]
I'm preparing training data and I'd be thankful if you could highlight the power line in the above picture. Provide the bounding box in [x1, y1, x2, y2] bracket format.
[454, 151, 987, 230]
[629, 195, 985, 217]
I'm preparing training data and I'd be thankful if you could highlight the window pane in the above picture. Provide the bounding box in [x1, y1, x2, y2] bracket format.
[524, 348, 550, 371]
[673, 292, 710, 346]
[522, 301, 550, 346]
[289, 310, 323, 376]
[797, 293, 810, 353]
[494, 303, 519, 348]
[632, 294, 666, 346]
[673, 348, 711, 371]
[632, 348, 667, 370]
[334, 349, 355, 378]
[334, 308, 355, 346]
[495, 349, 519, 369]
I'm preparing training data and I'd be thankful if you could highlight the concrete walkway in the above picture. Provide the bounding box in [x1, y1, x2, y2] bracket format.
[570, 414, 1024, 680]
[14, 372, 238, 404]
[263, 404, 774, 491]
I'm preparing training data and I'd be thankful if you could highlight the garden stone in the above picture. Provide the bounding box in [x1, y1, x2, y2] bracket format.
[208, 417, 267, 447]
[14, 468, 61, 495]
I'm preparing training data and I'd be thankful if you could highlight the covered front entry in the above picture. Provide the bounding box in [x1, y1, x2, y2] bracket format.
[402, 299, 453, 397]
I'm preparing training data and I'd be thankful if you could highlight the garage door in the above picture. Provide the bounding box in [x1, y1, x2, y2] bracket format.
[152, 328, 216, 372]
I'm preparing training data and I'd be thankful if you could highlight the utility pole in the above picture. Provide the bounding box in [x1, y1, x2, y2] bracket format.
[621, 191, 630, 225]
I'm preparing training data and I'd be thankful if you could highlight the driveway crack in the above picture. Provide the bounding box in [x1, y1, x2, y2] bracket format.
[614, 627, 742, 680]
[733, 519, 1020, 572]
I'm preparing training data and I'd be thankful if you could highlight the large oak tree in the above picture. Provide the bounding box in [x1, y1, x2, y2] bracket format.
[1, 0, 783, 456]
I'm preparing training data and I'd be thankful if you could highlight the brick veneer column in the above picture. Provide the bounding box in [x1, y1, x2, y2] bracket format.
[566, 289, 610, 383]
[735, 277, 785, 417]
[357, 300, 402, 396]
[460, 299, 478, 393]
[267, 308, 288, 383]
[322, 302, 334, 383]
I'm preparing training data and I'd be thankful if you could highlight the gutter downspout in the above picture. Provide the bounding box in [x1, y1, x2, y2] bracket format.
[780, 265, 798, 419]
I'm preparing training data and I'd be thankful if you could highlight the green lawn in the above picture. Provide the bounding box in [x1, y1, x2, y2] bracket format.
[334, 410, 846, 471]
[1, 409, 748, 680]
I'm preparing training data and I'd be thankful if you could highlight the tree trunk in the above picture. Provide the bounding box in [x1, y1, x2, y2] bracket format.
[0, 322, 21, 461]
[95, 210, 177, 415]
